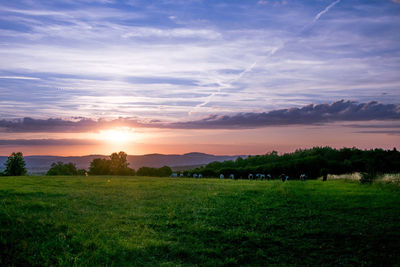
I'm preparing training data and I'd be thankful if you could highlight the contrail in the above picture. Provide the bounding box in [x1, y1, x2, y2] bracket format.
[189, 0, 341, 116]
[189, 45, 284, 115]
[190, 61, 258, 114]
[313, 0, 340, 22]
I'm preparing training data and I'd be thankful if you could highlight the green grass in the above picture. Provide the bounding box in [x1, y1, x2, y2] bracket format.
[1, 176, 399, 266]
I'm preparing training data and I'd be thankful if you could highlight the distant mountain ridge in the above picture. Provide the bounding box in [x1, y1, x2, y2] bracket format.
[0, 153, 242, 174]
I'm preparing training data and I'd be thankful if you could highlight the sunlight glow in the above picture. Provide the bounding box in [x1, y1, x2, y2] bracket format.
[98, 127, 136, 144]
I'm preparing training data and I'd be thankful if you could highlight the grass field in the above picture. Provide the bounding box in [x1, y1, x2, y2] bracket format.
[1, 176, 399, 266]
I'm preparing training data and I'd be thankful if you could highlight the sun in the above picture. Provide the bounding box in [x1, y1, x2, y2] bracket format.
[98, 127, 136, 144]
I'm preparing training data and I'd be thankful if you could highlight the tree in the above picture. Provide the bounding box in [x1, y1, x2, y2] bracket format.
[110, 152, 130, 175]
[158, 166, 172, 177]
[89, 151, 135, 175]
[89, 158, 111, 175]
[46, 162, 85, 176]
[136, 166, 171, 177]
[4, 152, 27, 176]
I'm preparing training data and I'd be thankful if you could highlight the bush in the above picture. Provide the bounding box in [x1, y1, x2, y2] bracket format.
[136, 166, 172, 177]
[46, 162, 83, 176]
[360, 172, 375, 184]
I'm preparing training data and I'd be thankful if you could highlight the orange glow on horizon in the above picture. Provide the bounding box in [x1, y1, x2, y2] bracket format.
[0, 124, 398, 156]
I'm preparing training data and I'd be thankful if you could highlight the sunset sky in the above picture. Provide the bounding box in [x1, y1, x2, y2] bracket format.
[0, 0, 399, 156]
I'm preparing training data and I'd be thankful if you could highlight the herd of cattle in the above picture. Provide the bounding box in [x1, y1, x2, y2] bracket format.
[170, 172, 308, 181]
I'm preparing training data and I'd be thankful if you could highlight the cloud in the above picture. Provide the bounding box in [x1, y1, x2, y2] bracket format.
[0, 1, 400, 122]
[0, 117, 143, 133]
[0, 76, 40, 80]
[392, 0, 400, 4]
[345, 123, 400, 129]
[121, 27, 221, 40]
[0, 6, 142, 21]
[0, 100, 399, 132]
[0, 139, 100, 146]
[345, 122, 400, 136]
[355, 130, 400, 136]
[171, 100, 400, 129]
[257, 0, 287, 6]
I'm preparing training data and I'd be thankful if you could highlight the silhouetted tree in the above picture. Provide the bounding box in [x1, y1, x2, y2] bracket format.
[136, 166, 172, 177]
[89, 151, 135, 175]
[46, 162, 85, 176]
[110, 151, 133, 175]
[89, 158, 111, 175]
[158, 166, 172, 177]
[3, 152, 27, 176]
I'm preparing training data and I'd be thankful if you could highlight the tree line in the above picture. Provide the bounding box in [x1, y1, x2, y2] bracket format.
[1, 147, 399, 178]
[0, 151, 172, 177]
[188, 147, 400, 179]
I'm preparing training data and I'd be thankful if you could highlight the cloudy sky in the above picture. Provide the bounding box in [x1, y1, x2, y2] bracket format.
[0, 0, 399, 155]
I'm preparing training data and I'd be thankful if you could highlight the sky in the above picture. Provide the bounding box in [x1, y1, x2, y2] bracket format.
[0, 0, 399, 156]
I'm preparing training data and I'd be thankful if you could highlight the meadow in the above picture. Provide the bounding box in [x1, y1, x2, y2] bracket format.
[1, 176, 399, 266]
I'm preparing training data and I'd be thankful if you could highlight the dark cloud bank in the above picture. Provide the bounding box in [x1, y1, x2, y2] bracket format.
[0, 139, 100, 146]
[171, 100, 400, 129]
[0, 100, 399, 133]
